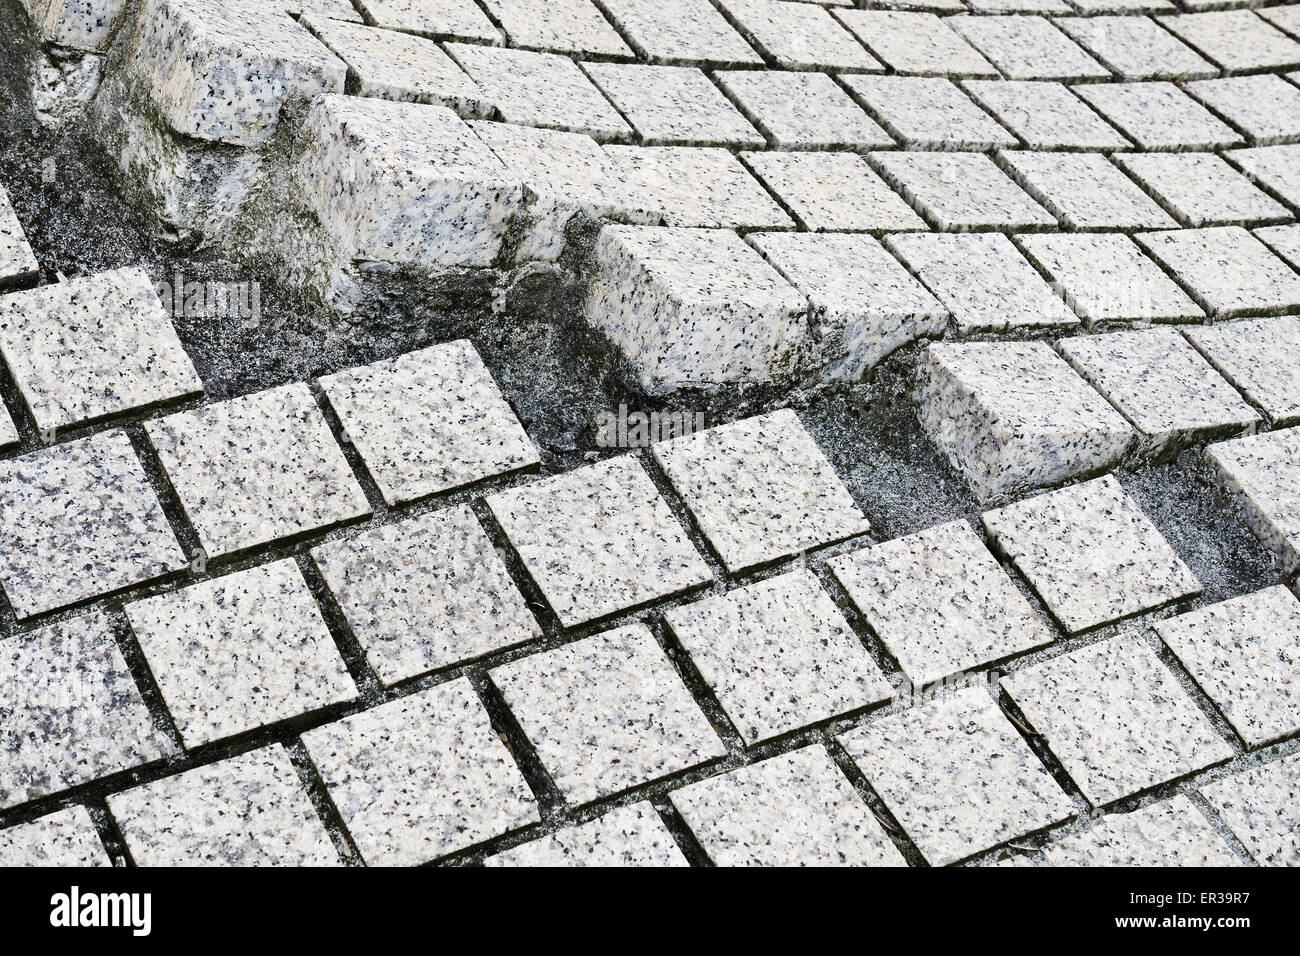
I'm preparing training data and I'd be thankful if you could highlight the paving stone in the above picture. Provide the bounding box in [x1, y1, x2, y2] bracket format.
[833, 10, 999, 77]
[1206, 427, 1300, 572]
[135, 0, 345, 147]
[584, 226, 807, 393]
[0, 431, 186, 619]
[966, 0, 1070, 10]
[961, 80, 1127, 150]
[0, 267, 202, 434]
[1038, 795, 1240, 866]
[0, 806, 110, 867]
[713, 0, 883, 71]
[1062, 0, 1175, 12]
[1185, 74, 1300, 146]
[1185, 315, 1300, 426]
[480, 0, 631, 56]
[841, 75, 1016, 149]
[353, 0, 502, 42]
[1159, 10, 1300, 72]
[1015, 232, 1204, 325]
[1000, 151, 1177, 230]
[664, 571, 891, 744]
[1072, 81, 1241, 150]
[0, 611, 176, 811]
[1256, 223, 1300, 272]
[1229, 144, 1300, 207]
[948, 15, 1111, 81]
[487, 454, 710, 626]
[670, 745, 906, 866]
[444, 43, 631, 141]
[869, 151, 1056, 230]
[1114, 152, 1290, 227]
[302, 678, 539, 864]
[0, 184, 37, 288]
[147, 382, 370, 559]
[594, 0, 762, 66]
[1135, 226, 1300, 318]
[125, 560, 354, 747]
[0, 405, 16, 451]
[840, 687, 1075, 865]
[653, 408, 870, 572]
[485, 802, 688, 866]
[1054, 14, 1218, 80]
[21, 0, 130, 51]
[298, 96, 523, 268]
[108, 746, 338, 866]
[916, 341, 1130, 499]
[1002, 635, 1231, 804]
[749, 232, 948, 380]
[492, 623, 725, 804]
[1200, 753, 1300, 866]
[285, 0, 363, 21]
[740, 151, 925, 232]
[982, 475, 1200, 631]
[582, 63, 763, 147]
[885, 234, 1078, 334]
[714, 70, 893, 149]
[1258, 3, 1300, 38]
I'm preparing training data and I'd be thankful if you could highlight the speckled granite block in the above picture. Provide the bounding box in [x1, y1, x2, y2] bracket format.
[481, 0, 631, 56]
[749, 232, 948, 380]
[1039, 795, 1239, 866]
[0, 185, 37, 288]
[714, 0, 883, 71]
[582, 63, 763, 147]
[1159, 10, 1300, 72]
[833, 10, 998, 77]
[125, 560, 354, 747]
[297, 95, 522, 268]
[0, 406, 16, 451]
[714, 70, 892, 149]
[740, 152, 925, 232]
[1000, 151, 1177, 230]
[831, 521, 1054, 686]
[583, 226, 807, 393]
[962, 80, 1128, 150]
[1114, 152, 1289, 227]
[486, 802, 687, 866]
[1201, 753, 1300, 866]
[1185, 315, 1300, 426]
[869, 152, 1056, 231]
[886, 234, 1078, 334]
[302, 678, 538, 864]
[948, 15, 1110, 80]
[1135, 226, 1300, 318]
[28, 0, 130, 52]
[1014, 233, 1204, 325]
[0, 806, 109, 867]
[313, 505, 539, 684]
[982, 475, 1201, 631]
[1072, 82, 1241, 150]
[1206, 428, 1300, 572]
[284, 0, 363, 21]
[842, 75, 1016, 149]
[1256, 223, 1300, 272]
[0, 267, 202, 433]
[670, 745, 905, 866]
[1055, 15, 1218, 81]
[491, 624, 726, 804]
[595, 0, 761, 66]
[1229, 145, 1300, 207]
[319, 341, 537, 505]
[353, 0, 501, 42]
[487, 455, 709, 626]
[665, 571, 891, 743]
[1002, 636, 1231, 804]
[146, 382, 370, 558]
[654, 409, 870, 571]
[1259, 4, 1300, 36]
[0, 612, 176, 810]
[0, 431, 186, 619]
[840, 688, 1075, 865]
[1185, 75, 1300, 146]
[134, 0, 345, 146]
[108, 746, 338, 866]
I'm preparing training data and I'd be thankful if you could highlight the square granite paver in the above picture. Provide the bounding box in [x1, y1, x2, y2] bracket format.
[486, 455, 709, 627]
[1185, 315, 1300, 426]
[962, 80, 1128, 150]
[319, 341, 537, 505]
[0, 611, 176, 810]
[1229, 145, 1300, 207]
[715, 70, 892, 149]
[124, 560, 355, 747]
[1158, 10, 1300, 73]
[664, 570, 892, 744]
[869, 152, 1056, 231]
[1206, 428, 1300, 572]
[108, 745, 338, 866]
[353, 0, 502, 43]
[1038, 795, 1239, 866]
[491, 624, 726, 804]
[670, 745, 906, 866]
[0, 431, 187, 619]
[1054, 14, 1218, 81]
[479, 0, 632, 56]
[833, 10, 998, 77]
[740, 151, 925, 232]
[1114, 152, 1290, 228]
[653, 409, 870, 572]
[842, 75, 1016, 149]
[1000, 151, 1177, 230]
[582, 63, 762, 148]
[1135, 226, 1300, 318]
[0, 267, 202, 434]
[1072, 82, 1241, 150]
[147, 382, 370, 559]
[302, 678, 540, 864]
[831, 520, 1054, 686]
[485, 802, 687, 866]
[1201, 753, 1300, 866]
[1156, 586, 1300, 748]
[1257, 223, 1300, 272]
[982, 475, 1200, 632]
[595, 0, 762, 66]
[714, 0, 883, 71]
[0, 184, 37, 287]
[1185, 74, 1300, 146]
[948, 15, 1111, 81]
[0, 404, 15, 450]
[0, 806, 110, 867]
[840, 687, 1075, 865]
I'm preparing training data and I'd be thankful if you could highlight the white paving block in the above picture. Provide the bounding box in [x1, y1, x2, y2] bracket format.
[480, 0, 632, 56]
[962, 80, 1129, 150]
[1114, 152, 1289, 227]
[1185, 74, 1300, 146]
[1054, 14, 1218, 81]
[582, 63, 763, 147]
[713, 0, 883, 71]
[833, 10, 998, 77]
[1159, 10, 1300, 72]
[1229, 144, 1300, 208]
[23, 0, 130, 51]
[948, 15, 1111, 81]
[594, 0, 762, 66]
[0, 806, 110, 867]
[1201, 753, 1300, 866]
[870, 152, 1056, 231]
[1206, 427, 1300, 573]
[740, 151, 925, 232]
[353, 0, 501, 42]
[1135, 226, 1300, 318]
[485, 803, 688, 866]
[1185, 315, 1300, 426]
[842, 75, 1016, 149]
[1000, 151, 1177, 230]
[1038, 796, 1239, 866]
[713, 70, 892, 149]
[1072, 81, 1241, 150]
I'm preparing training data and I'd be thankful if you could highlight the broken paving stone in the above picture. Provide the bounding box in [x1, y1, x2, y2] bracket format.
[961, 79, 1129, 150]
[301, 678, 540, 864]
[841, 75, 1016, 149]
[870, 151, 1055, 231]
[1185, 74, 1300, 146]
[595, 0, 762, 66]
[1113, 152, 1290, 228]
[353, 0, 502, 43]
[0, 806, 110, 867]
[948, 15, 1110, 81]
[1072, 82, 1242, 151]
[833, 10, 998, 77]
[714, 70, 893, 150]
[713, 0, 883, 71]
[1185, 314, 1300, 426]
[1039, 796, 1240, 866]
[0, 184, 37, 288]
[999, 151, 1177, 230]
[740, 151, 925, 232]
[479, 0, 632, 57]
[1200, 753, 1300, 866]
[1054, 14, 1218, 81]
[1135, 226, 1300, 318]
[581, 63, 763, 147]
[1159, 10, 1300, 73]
[485, 803, 688, 866]
[1206, 427, 1300, 573]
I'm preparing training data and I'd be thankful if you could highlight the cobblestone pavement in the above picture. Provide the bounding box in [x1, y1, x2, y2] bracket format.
[0, 0, 1299, 867]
